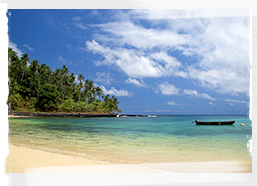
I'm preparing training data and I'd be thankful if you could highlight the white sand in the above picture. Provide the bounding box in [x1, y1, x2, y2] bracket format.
[6, 145, 251, 173]
[25, 161, 250, 173]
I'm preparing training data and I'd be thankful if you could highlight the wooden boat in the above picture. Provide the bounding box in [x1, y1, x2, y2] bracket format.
[193, 120, 235, 125]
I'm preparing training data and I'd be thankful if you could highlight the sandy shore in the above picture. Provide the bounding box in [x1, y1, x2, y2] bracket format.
[6, 145, 251, 173]
[8, 115, 32, 118]
[6, 145, 107, 173]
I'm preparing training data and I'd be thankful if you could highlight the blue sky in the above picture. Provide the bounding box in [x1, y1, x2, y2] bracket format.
[8, 9, 251, 115]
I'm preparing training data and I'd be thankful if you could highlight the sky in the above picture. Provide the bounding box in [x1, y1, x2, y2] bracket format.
[7, 9, 251, 115]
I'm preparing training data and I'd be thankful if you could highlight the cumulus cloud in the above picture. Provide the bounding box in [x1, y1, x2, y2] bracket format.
[125, 78, 147, 87]
[95, 72, 112, 85]
[73, 22, 87, 30]
[86, 40, 188, 78]
[100, 85, 133, 97]
[183, 89, 216, 101]
[167, 101, 179, 106]
[129, 9, 250, 19]
[57, 56, 72, 65]
[87, 40, 164, 78]
[186, 16, 250, 95]
[158, 82, 180, 95]
[223, 99, 248, 104]
[96, 21, 190, 49]
[8, 41, 23, 57]
[85, 9, 250, 96]
[150, 51, 188, 78]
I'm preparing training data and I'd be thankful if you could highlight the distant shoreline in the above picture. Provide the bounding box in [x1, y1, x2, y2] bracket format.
[8, 111, 156, 118]
[8, 111, 248, 118]
[8, 111, 118, 118]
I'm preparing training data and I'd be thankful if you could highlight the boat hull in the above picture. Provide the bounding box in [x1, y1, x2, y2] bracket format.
[195, 121, 235, 125]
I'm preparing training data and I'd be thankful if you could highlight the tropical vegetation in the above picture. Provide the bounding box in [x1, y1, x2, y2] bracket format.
[7, 47, 121, 114]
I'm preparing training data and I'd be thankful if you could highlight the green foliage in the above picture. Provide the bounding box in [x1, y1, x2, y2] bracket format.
[7, 47, 121, 114]
[7, 93, 23, 110]
[36, 83, 61, 111]
[28, 97, 37, 112]
[103, 94, 122, 114]
[59, 98, 75, 112]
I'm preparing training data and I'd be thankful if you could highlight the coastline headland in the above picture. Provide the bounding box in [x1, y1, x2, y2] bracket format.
[8, 111, 152, 118]
[8, 111, 118, 118]
[8, 111, 149, 118]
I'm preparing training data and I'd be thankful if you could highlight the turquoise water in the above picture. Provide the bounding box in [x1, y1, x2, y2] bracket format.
[9, 115, 252, 164]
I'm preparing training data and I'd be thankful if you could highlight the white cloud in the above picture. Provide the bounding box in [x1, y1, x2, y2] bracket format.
[97, 21, 189, 50]
[200, 93, 216, 101]
[74, 74, 79, 84]
[72, 16, 82, 21]
[125, 78, 147, 87]
[129, 9, 250, 19]
[8, 41, 23, 57]
[158, 82, 180, 95]
[66, 44, 73, 52]
[57, 56, 72, 65]
[209, 102, 215, 105]
[167, 101, 179, 106]
[186, 16, 250, 95]
[86, 40, 163, 78]
[183, 89, 216, 101]
[86, 40, 188, 79]
[23, 44, 35, 52]
[100, 86, 133, 97]
[95, 72, 111, 85]
[57, 56, 67, 63]
[183, 89, 198, 96]
[73, 22, 87, 30]
[156, 109, 172, 113]
[150, 51, 188, 78]
[223, 99, 248, 104]
[85, 10, 250, 96]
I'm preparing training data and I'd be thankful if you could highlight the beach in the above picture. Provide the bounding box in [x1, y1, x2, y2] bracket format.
[7, 115, 252, 173]
[6, 145, 251, 173]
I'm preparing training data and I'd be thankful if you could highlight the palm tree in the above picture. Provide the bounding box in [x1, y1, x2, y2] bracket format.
[77, 74, 84, 103]
[62, 75, 70, 104]
[60, 65, 69, 102]
[8, 48, 18, 64]
[29, 59, 39, 89]
[20, 53, 30, 82]
[9, 53, 21, 82]
[37, 64, 46, 99]
[92, 86, 97, 101]
[53, 68, 61, 88]
[96, 86, 104, 100]
[84, 79, 94, 103]
[68, 73, 76, 98]
[61, 65, 69, 84]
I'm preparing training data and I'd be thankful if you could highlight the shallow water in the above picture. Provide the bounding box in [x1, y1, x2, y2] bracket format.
[9, 115, 252, 164]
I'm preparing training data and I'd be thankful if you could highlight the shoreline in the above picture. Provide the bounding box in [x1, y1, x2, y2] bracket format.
[6, 145, 252, 173]
[7, 111, 152, 118]
[8, 111, 118, 118]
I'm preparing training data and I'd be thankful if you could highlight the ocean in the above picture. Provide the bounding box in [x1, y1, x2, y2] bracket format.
[8, 115, 252, 164]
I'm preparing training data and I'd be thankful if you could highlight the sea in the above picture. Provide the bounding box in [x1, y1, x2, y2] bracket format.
[8, 115, 252, 165]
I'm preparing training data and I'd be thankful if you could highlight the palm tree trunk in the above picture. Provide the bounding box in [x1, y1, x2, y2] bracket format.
[30, 72, 35, 90]
[21, 68, 25, 81]
[37, 75, 41, 99]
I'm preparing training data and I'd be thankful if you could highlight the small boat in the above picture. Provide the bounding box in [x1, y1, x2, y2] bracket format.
[192, 120, 235, 125]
